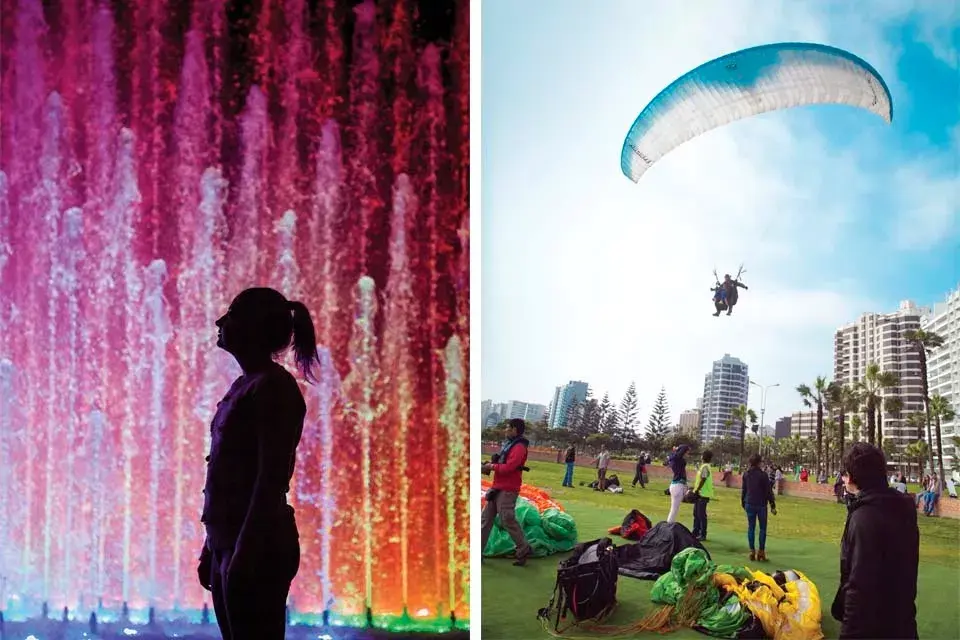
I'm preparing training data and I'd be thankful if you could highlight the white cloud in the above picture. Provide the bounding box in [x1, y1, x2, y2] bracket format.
[481, 0, 958, 425]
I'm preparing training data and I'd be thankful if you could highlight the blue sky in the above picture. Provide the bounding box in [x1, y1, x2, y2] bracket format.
[481, 0, 960, 424]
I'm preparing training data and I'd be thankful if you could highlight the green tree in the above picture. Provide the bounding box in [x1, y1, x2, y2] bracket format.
[797, 376, 829, 470]
[930, 394, 955, 492]
[827, 382, 860, 472]
[727, 404, 757, 470]
[856, 363, 898, 446]
[850, 414, 862, 444]
[580, 397, 601, 440]
[618, 382, 640, 448]
[598, 392, 620, 444]
[905, 440, 930, 481]
[905, 329, 945, 476]
[880, 395, 903, 450]
[646, 386, 672, 453]
[905, 412, 927, 445]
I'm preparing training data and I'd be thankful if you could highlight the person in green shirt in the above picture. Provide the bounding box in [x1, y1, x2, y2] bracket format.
[692, 450, 714, 541]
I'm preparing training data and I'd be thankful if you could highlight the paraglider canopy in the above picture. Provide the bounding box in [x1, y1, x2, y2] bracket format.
[621, 42, 893, 182]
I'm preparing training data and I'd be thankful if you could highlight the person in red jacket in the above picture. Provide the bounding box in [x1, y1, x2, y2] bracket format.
[481, 418, 532, 566]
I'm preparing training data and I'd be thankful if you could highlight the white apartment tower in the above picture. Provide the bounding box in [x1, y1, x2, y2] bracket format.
[548, 381, 589, 428]
[678, 409, 702, 438]
[833, 301, 928, 447]
[921, 285, 959, 470]
[701, 354, 750, 441]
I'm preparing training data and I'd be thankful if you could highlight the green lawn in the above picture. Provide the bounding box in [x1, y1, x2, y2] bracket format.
[481, 461, 960, 640]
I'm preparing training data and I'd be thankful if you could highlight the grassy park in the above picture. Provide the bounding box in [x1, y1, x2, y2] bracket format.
[480, 460, 960, 640]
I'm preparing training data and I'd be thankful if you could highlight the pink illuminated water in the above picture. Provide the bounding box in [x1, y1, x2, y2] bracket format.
[0, 0, 469, 628]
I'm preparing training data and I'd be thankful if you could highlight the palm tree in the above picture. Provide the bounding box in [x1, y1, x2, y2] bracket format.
[827, 382, 860, 474]
[850, 414, 863, 444]
[881, 395, 903, 450]
[726, 404, 757, 471]
[856, 363, 898, 445]
[797, 377, 829, 469]
[905, 412, 927, 444]
[905, 440, 930, 482]
[929, 394, 955, 494]
[824, 417, 838, 476]
[905, 329, 945, 480]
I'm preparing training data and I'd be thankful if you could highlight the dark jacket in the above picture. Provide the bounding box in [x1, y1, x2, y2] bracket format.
[831, 487, 918, 639]
[564, 447, 576, 463]
[670, 445, 689, 483]
[741, 467, 776, 510]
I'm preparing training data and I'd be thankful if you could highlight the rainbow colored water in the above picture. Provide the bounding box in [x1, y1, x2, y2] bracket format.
[0, 0, 469, 630]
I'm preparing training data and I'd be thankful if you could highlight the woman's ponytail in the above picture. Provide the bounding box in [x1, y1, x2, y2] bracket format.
[288, 300, 320, 384]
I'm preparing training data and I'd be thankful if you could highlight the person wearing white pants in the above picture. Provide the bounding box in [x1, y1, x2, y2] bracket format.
[666, 444, 690, 523]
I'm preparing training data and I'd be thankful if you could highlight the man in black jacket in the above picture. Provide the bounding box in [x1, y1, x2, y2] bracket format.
[832, 443, 918, 639]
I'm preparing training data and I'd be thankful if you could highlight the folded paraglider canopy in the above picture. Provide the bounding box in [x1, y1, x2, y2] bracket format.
[643, 548, 824, 639]
[480, 481, 578, 558]
[621, 42, 892, 183]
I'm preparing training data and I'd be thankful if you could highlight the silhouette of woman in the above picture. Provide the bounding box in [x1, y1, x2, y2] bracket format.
[196, 287, 320, 639]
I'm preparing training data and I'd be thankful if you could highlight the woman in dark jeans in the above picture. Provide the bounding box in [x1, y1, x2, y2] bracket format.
[197, 287, 321, 640]
[741, 453, 777, 562]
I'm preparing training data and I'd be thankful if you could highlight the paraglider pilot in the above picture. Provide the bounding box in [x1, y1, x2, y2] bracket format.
[711, 273, 748, 316]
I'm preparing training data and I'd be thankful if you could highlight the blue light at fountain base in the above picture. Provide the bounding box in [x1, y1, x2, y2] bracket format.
[0, 605, 470, 640]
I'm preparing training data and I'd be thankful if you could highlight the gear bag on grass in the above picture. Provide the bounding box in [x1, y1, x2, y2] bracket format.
[538, 537, 619, 632]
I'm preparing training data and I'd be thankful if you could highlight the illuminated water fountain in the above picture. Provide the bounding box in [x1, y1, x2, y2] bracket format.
[0, 0, 469, 635]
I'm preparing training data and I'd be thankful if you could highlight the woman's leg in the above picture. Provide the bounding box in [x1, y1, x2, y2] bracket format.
[667, 483, 685, 523]
[757, 507, 768, 551]
[210, 548, 233, 640]
[223, 532, 300, 640]
[746, 506, 757, 552]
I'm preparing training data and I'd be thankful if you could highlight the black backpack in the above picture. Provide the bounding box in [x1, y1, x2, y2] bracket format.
[538, 537, 619, 632]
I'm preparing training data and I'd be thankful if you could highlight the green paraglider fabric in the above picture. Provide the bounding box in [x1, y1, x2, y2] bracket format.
[648, 548, 750, 638]
[483, 499, 578, 558]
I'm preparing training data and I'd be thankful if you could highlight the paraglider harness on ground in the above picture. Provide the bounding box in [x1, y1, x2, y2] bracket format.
[538, 538, 619, 634]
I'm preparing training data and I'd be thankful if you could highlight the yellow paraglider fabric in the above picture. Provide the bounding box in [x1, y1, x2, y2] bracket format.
[718, 567, 824, 640]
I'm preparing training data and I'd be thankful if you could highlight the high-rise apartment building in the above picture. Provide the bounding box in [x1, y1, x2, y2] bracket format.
[921, 285, 959, 470]
[504, 400, 548, 422]
[700, 354, 750, 441]
[789, 411, 818, 440]
[678, 409, 702, 438]
[481, 399, 493, 423]
[482, 399, 549, 426]
[548, 381, 589, 428]
[834, 301, 928, 447]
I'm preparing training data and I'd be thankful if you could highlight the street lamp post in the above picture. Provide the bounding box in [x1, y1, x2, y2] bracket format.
[750, 381, 780, 456]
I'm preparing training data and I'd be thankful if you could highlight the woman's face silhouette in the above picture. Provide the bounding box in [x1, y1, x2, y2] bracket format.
[216, 295, 262, 356]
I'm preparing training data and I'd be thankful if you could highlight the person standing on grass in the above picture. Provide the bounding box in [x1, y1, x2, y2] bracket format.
[666, 444, 690, 523]
[595, 445, 611, 491]
[481, 418, 533, 567]
[561, 444, 576, 487]
[691, 450, 714, 541]
[632, 452, 649, 488]
[832, 443, 918, 639]
[741, 453, 777, 562]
